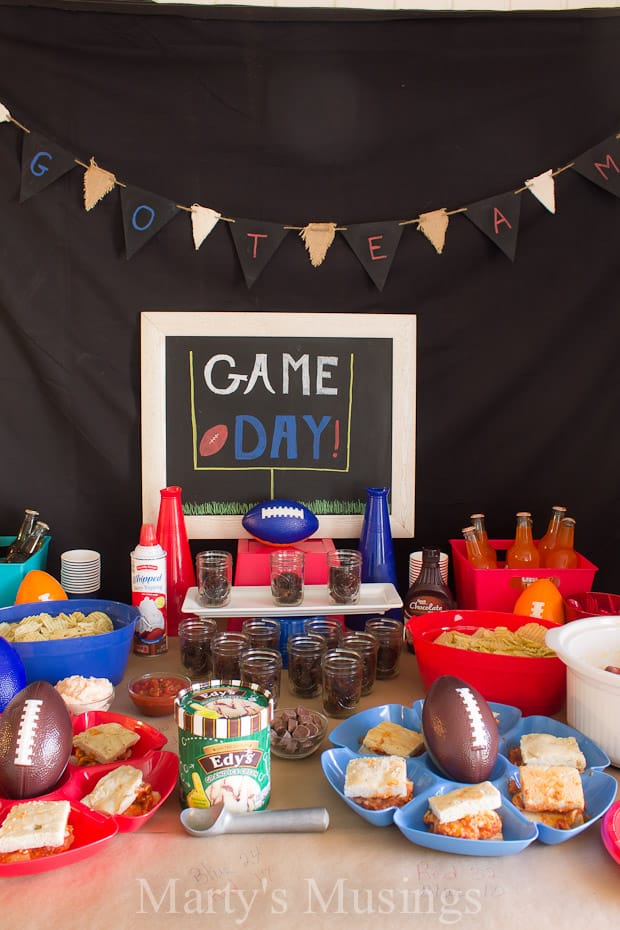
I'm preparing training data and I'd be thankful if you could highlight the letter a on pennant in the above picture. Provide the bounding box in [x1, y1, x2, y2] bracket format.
[341, 221, 403, 291]
[464, 191, 521, 261]
[120, 184, 180, 259]
[229, 218, 289, 288]
[571, 135, 620, 198]
[20, 131, 77, 202]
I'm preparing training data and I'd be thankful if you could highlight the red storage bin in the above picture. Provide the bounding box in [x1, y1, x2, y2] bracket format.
[450, 538, 598, 612]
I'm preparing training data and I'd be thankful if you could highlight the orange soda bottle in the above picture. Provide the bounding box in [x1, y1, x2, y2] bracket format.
[538, 505, 567, 568]
[506, 512, 540, 569]
[544, 517, 579, 569]
[462, 526, 496, 569]
[469, 513, 497, 567]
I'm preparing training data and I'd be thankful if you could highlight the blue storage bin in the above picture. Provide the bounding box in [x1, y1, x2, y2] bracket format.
[278, 616, 325, 668]
[0, 534, 51, 607]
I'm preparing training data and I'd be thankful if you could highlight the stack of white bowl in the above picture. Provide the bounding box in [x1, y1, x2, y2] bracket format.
[60, 549, 101, 595]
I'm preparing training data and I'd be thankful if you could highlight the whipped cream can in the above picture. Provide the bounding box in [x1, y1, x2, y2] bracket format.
[131, 523, 168, 656]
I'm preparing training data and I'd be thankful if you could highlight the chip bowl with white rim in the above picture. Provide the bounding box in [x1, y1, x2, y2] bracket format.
[546, 616, 620, 766]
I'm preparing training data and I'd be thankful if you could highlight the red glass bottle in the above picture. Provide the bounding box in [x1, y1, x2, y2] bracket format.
[156, 486, 196, 636]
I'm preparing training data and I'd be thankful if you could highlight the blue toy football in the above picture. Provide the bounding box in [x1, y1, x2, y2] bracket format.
[242, 499, 319, 546]
[0, 637, 27, 712]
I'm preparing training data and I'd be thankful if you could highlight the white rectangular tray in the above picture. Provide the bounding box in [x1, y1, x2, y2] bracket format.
[182, 583, 403, 618]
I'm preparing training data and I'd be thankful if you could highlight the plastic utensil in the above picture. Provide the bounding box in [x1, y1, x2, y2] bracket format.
[180, 802, 329, 837]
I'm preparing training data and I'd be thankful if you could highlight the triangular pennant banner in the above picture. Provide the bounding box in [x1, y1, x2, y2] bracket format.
[83, 157, 116, 211]
[341, 221, 403, 291]
[418, 208, 450, 254]
[229, 218, 289, 288]
[190, 204, 221, 250]
[464, 191, 521, 261]
[525, 169, 556, 214]
[300, 222, 337, 267]
[20, 131, 77, 202]
[0, 102, 11, 123]
[120, 184, 180, 259]
[571, 135, 620, 198]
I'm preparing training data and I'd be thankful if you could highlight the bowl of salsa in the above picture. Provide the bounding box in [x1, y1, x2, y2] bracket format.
[128, 673, 191, 716]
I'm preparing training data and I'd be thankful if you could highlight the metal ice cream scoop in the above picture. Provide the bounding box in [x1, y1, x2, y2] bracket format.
[180, 802, 330, 837]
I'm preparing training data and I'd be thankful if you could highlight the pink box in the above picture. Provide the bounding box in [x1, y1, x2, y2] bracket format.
[226, 537, 340, 633]
[450, 538, 598, 612]
[233, 537, 336, 586]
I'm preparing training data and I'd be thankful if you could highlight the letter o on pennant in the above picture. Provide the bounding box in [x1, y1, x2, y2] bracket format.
[132, 204, 156, 232]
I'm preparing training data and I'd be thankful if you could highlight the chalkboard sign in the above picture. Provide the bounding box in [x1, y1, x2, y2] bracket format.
[141, 312, 416, 538]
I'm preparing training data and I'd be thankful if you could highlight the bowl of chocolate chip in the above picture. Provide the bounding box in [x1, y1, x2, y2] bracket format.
[270, 705, 329, 759]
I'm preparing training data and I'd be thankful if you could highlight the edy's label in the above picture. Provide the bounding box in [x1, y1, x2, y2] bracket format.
[176, 683, 272, 813]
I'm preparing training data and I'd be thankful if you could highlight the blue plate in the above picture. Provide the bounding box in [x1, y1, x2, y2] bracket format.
[393, 787, 538, 857]
[501, 767, 618, 845]
[320, 746, 432, 827]
[412, 698, 522, 736]
[329, 703, 423, 756]
[322, 700, 615, 854]
[499, 715, 611, 772]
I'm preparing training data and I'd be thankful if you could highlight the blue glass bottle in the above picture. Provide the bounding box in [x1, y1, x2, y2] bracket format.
[359, 487, 398, 586]
[351, 487, 400, 628]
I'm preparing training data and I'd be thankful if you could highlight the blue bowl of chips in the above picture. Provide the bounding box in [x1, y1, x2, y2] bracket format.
[0, 598, 138, 685]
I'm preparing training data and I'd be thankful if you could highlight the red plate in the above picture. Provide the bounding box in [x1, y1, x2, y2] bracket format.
[70, 710, 167, 762]
[64, 750, 179, 833]
[0, 800, 118, 878]
[601, 801, 620, 865]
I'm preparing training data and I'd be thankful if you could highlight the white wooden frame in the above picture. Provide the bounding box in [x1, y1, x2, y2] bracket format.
[141, 311, 416, 539]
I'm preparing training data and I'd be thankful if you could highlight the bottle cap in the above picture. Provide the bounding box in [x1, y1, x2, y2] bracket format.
[139, 523, 158, 546]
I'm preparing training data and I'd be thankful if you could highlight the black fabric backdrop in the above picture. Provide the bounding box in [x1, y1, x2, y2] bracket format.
[0, 1, 619, 603]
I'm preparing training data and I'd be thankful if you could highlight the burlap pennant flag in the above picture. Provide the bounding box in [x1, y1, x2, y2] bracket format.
[417, 208, 450, 254]
[20, 131, 77, 202]
[341, 221, 403, 291]
[190, 204, 221, 250]
[120, 184, 180, 259]
[0, 102, 11, 123]
[229, 218, 289, 288]
[524, 169, 556, 214]
[571, 135, 620, 198]
[464, 191, 521, 261]
[83, 157, 117, 211]
[300, 222, 337, 268]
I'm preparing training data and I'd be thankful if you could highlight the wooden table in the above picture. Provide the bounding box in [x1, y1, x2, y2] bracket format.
[0, 646, 617, 929]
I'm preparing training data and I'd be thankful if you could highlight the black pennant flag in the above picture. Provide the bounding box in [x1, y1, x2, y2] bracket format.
[340, 221, 403, 291]
[229, 219, 289, 288]
[464, 191, 521, 261]
[571, 135, 620, 198]
[120, 184, 180, 259]
[20, 131, 77, 202]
